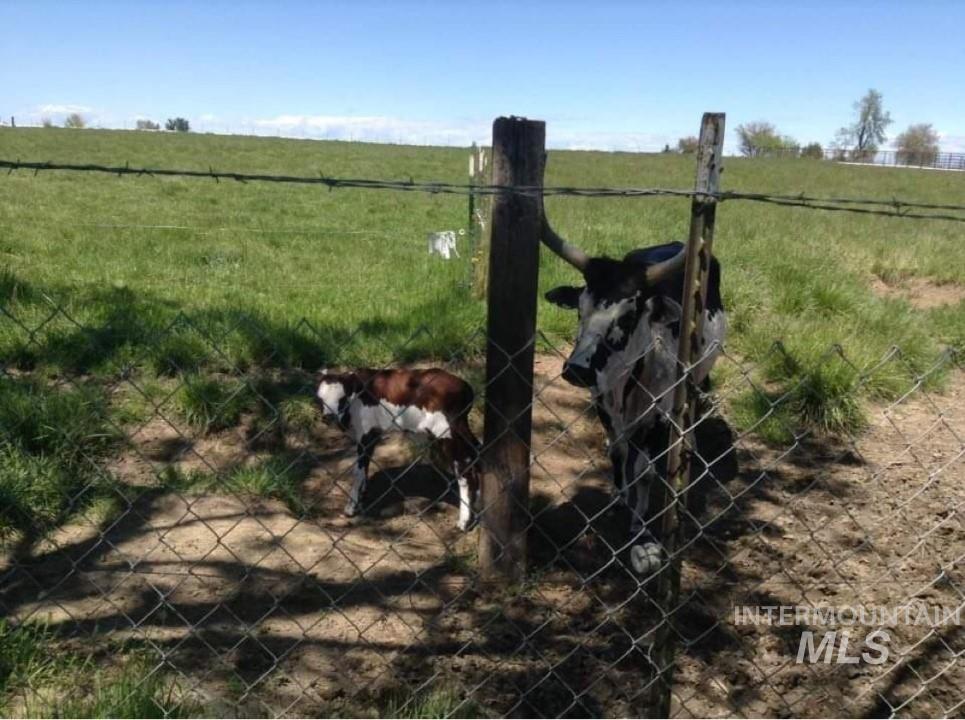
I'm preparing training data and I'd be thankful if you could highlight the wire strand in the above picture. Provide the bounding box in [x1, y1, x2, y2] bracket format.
[3, 157, 965, 222]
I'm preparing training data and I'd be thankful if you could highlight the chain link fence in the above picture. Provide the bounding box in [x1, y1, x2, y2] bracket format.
[2, 122, 965, 716]
[2, 288, 963, 716]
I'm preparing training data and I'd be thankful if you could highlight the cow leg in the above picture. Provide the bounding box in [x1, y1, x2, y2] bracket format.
[624, 439, 655, 536]
[609, 441, 629, 507]
[625, 432, 666, 576]
[344, 432, 377, 517]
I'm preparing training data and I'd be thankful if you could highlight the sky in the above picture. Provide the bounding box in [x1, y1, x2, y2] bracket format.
[2, 0, 964, 153]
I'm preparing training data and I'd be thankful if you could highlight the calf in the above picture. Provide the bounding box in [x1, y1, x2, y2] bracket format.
[316, 368, 479, 530]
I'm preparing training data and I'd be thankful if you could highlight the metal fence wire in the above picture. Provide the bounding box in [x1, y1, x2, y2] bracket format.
[1, 297, 963, 718]
[2, 129, 965, 717]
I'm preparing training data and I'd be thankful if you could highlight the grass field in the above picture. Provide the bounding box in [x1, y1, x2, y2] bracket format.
[1, 126, 964, 514]
[1, 126, 963, 716]
[1, 126, 963, 507]
[2, 127, 963, 420]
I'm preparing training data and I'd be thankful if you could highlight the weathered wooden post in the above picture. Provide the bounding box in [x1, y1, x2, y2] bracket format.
[470, 144, 490, 297]
[468, 143, 479, 290]
[644, 112, 725, 717]
[478, 117, 545, 581]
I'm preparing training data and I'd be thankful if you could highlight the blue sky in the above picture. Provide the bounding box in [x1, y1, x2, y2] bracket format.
[2, 0, 963, 152]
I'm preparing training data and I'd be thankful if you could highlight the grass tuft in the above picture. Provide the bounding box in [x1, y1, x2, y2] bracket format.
[222, 456, 308, 515]
[36, 661, 197, 719]
[0, 621, 63, 698]
[382, 685, 484, 719]
[174, 374, 252, 432]
[0, 378, 117, 535]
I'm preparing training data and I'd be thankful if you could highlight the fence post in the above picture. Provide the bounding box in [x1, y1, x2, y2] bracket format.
[478, 116, 545, 581]
[644, 112, 725, 717]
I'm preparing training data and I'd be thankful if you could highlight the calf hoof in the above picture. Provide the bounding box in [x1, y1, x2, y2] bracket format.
[630, 542, 665, 576]
[344, 500, 361, 517]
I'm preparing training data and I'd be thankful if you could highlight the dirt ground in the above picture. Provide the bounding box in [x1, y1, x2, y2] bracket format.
[2, 354, 964, 718]
[870, 276, 965, 310]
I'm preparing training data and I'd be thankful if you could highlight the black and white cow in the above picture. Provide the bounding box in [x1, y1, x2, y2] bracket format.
[541, 219, 726, 575]
[316, 368, 479, 530]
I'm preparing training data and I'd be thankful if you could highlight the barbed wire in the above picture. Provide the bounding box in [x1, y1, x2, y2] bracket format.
[0, 220, 396, 236]
[4, 158, 965, 223]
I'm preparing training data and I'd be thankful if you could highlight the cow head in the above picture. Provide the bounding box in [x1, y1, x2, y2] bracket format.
[542, 220, 685, 388]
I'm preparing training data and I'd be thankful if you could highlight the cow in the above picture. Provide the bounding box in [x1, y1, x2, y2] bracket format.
[316, 368, 479, 531]
[540, 218, 726, 575]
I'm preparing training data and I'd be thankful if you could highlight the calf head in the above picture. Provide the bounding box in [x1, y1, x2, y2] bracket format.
[316, 371, 362, 429]
[542, 220, 685, 389]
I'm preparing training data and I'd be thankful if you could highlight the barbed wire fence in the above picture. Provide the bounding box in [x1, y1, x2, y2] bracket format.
[1, 114, 964, 718]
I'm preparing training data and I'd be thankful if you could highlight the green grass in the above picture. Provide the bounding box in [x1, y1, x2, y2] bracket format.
[0, 621, 195, 718]
[0, 621, 66, 698]
[0, 377, 118, 535]
[33, 661, 197, 719]
[221, 455, 310, 514]
[382, 684, 485, 719]
[1, 127, 963, 445]
[174, 373, 253, 432]
[156, 456, 310, 515]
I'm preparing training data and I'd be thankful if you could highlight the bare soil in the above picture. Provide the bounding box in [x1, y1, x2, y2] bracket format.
[871, 276, 965, 310]
[2, 355, 964, 718]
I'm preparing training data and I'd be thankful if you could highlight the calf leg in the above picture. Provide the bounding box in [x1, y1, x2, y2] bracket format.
[448, 420, 479, 532]
[345, 432, 377, 517]
[445, 417, 479, 531]
[453, 460, 473, 531]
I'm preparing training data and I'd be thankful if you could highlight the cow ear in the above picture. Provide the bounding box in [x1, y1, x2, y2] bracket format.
[648, 296, 682, 327]
[545, 285, 583, 309]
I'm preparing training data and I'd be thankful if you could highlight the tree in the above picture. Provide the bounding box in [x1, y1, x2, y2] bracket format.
[40, 117, 54, 128]
[735, 122, 798, 157]
[136, 119, 160, 131]
[894, 123, 939, 167]
[800, 142, 824, 159]
[661, 143, 672, 153]
[677, 136, 699, 154]
[63, 113, 86, 129]
[836, 89, 892, 160]
[165, 117, 190, 132]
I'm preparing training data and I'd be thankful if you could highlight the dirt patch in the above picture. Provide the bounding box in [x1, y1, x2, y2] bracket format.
[871, 275, 965, 309]
[3, 356, 964, 717]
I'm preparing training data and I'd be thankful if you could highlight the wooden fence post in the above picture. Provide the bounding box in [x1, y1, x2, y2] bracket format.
[644, 112, 725, 717]
[470, 145, 490, 298]
[468, 143, 478, 290]
[478, 117, 545, 581]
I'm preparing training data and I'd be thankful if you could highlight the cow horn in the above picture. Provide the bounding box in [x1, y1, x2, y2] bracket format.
[540, 216, 589, 271]
[644, 248, 687, 284]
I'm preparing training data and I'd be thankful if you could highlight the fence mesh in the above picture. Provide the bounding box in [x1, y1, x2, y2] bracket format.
[2, 286, 963, 717]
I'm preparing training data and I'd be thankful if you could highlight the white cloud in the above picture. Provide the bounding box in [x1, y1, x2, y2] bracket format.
[549, 130, 675, 153]
[238, 114, 682, 152]
[938, 134, 965, 153]
[37, 103, 93, 115]
[241, 114, 489, 146]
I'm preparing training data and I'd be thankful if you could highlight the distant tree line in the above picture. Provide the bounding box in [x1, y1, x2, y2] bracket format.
[683, 89, 942, 167]
[35, 115, 191, 132]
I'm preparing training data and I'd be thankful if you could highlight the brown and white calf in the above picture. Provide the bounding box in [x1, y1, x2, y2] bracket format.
[316, 368, 479, 530]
